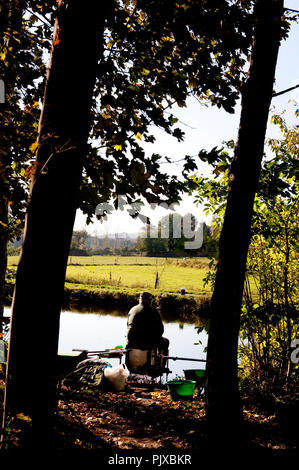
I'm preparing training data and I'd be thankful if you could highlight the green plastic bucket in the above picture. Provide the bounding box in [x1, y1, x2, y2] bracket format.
[166, 380, 196, 401]
[183, 369, 206, 389]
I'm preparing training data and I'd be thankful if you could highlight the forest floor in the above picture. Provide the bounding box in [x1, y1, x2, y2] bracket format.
[0, 380, 296, 461]
[53, 381, 297, 454]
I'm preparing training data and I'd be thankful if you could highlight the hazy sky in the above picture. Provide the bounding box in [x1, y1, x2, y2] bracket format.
[75, 3, 299, 236]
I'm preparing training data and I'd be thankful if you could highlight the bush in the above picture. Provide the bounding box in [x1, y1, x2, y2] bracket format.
[239, 301, 299, 409]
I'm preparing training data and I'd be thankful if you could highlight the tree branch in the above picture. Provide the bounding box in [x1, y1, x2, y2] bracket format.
[284, 7, 299, 13]
[25, 8, 52, 27]
[272, 84, 299, 97]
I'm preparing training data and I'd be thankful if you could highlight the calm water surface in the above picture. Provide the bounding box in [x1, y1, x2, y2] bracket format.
[4, 307, 207, 380]
[58, 310, 207, 380]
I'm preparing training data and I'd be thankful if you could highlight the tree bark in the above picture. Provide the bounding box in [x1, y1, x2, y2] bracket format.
[0, 201, 8, 330]
[205, 0, 284, 450]
[2, 0, 105, 448]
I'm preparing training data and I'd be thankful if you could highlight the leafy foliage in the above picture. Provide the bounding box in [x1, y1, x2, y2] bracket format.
[80, 0, 255, 220]
[0, 0, 56, 239]
[192, 105, 299, 389]
[135, 212, 210, 254]
[1, 0, 296, 233]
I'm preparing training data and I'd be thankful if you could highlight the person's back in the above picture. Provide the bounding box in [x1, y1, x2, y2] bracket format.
[126, 291, 170, 375]
[126, 298, 164, 350]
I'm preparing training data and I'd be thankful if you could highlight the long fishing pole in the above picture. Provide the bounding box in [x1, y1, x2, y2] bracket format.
[72, 349, 207, 362]
[72, 348, 129, 354]
[160, 355, 206, 362]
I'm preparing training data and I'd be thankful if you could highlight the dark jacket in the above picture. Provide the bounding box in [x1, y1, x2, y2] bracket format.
[126, 302, 164, 350]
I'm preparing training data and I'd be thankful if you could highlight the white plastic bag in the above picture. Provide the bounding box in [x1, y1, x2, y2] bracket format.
[104, 363, 129, 391]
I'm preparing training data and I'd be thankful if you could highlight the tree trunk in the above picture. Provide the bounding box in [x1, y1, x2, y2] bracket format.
[0, 201, 8, 331]
[205, 0, 284, 450]
[2, 0, 105, 448]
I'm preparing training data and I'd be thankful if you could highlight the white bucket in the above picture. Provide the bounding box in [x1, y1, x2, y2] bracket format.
[126, 349, 148, 372]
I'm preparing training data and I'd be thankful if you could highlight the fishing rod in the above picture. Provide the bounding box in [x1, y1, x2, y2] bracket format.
[160, 355, 206, 363]
[72, 349, 206, 363]
[72, 348, 129, 355]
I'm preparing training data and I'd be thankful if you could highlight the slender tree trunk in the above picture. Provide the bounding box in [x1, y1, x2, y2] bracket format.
[0, 201, 8, 331]
[205, 0, 284, 450]
[2, 0, 105, 448]
[283, 229, 292, 381]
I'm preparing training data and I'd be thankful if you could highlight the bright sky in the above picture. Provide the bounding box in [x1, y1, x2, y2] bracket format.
[75, 2, 299, 237]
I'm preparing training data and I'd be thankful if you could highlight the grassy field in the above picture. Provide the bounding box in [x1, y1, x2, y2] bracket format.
[65, 263, 210, 294]
[8, 255, 212, 295]
[66, 256, 211, 294]
[68, 255, 211, 268]
[8, 255, 211, 267]
[8, 255, 257, 297]
[7, 255, 258, 297]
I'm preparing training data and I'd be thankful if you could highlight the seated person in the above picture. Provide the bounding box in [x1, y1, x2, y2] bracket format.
[126, 291, 169, 356]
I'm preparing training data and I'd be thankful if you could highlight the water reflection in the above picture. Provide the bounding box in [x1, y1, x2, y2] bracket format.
[58, 309, 208, 381]
[62, 304, 206, 325]
[3, 307, 208, 381]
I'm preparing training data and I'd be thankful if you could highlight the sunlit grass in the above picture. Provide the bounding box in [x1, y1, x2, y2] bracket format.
[8, 254, 211, 267]
[66, 255, 211, 268]
[65, 263, 210, 295]
[7, 255, 258, 297]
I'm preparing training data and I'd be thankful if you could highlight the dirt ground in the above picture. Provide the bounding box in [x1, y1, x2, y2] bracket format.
[53, 382, 297, 453]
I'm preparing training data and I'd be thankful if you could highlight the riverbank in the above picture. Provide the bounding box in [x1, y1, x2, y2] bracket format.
[4, 280, 211, 323]
[7, 255, 214, 296]
[63, 284, 211, 322]
[5, 256, 213, 322]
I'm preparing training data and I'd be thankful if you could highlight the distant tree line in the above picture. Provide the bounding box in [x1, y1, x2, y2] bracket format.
[69, 229, 136, 255]
[135, 213, 216, 255]
[67, 213, 217, 256]
[8, 213, 217, 257]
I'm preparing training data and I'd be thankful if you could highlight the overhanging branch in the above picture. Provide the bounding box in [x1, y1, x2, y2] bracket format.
[272, 84, 299, 97]
[284, 7, 299, 13]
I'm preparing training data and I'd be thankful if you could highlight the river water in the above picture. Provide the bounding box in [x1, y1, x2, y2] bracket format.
[4, 307, 208, 381]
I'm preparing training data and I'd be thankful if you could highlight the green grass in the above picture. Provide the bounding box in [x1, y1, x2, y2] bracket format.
[8, 255, 210, 267]
[8, 255, 212, 295]
[65, 263, 210, 295]
[7, 255, 259, 297]
[65, 256, 211, 294]
[7, 256, 20, 266]
[66, 255, 211, 268]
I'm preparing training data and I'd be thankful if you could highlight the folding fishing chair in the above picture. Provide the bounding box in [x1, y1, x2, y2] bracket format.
[126, 348, 171, 386]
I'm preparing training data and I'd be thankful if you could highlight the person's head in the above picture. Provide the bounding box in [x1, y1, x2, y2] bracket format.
[139, 291, 153, 306]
